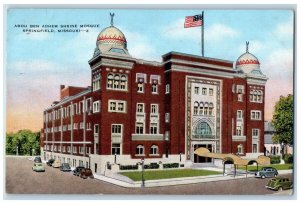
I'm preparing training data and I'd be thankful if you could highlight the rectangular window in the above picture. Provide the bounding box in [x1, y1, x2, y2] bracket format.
[137, 103, 144, 113]
[79, 146, 84, 154]
[86, 123, 91, 130]
[236, 85, 245, 94]
[251, 110, 262, 120]
[202, 88, 207, 95]
[165, 113, 170, 123]
[93, 101, 100, 113]
[137, 82, 144, 93]
[109, 100, 126, 113]
[238, 94, 243, 102]
[80, 122, 84, 129]
[209, 88, 213, 96]
[151, 84, 158, 94]
[165, 84, 170, 94]
[136, 122, 144, 134]
[252, 129, 260, 137]
[112, 124, 122, 134]
[112, 144, 121, 155]
[194, 87, 199, 94]
[94, 124, 99, 136]
[236, 126, 242, 136]
[237, 110, 243, 119]
[252, 144, 258, 153]
[73, 146, 77, 153]
[67, 146, 71, 153]
[150, 123, 158, 134]
[151, 104, 159, 114]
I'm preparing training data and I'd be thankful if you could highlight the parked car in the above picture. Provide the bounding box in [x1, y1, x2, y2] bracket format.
[32, 162, 45, 172]
[265, 178, 293, 191]
[80, 168, 94, 179]
[34, 156, 42, 163]
[73, 166, 85, 176]
[255, 167, 278, 179]
[46, 159, 55, 166]
[52, 160, 61, 168]
[60, 163, 71, 172]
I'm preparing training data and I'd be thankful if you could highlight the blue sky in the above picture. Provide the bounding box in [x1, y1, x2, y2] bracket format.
[6, 8, 294, 132]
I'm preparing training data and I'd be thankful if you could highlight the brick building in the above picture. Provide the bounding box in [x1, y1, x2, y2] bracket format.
[41, 17, 268, 174]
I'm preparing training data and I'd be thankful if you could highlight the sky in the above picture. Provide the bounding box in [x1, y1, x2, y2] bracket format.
[5, 8, 294, 133]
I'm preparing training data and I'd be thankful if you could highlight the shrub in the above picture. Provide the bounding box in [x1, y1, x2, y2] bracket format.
[144, 163, 159, 169]
[180, 164, 184, 168]
[270, 155, 281, 164]
[163, 163, 179, 169]
[120, 165, 138, 170]
[283, 154, 293, 164]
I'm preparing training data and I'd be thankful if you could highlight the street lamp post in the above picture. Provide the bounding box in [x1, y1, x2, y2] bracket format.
[281, 142, 285, 161]
[141, 158, 145, 187]
[114, 152, 117, 164]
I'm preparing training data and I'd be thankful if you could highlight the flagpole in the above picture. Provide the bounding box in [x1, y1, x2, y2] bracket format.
[201, 11, 204, 57]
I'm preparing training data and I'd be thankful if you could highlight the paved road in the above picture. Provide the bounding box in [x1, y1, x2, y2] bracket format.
[5, 157, 293, 196]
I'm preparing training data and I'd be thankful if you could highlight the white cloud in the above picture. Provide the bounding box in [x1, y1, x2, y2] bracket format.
[122, 28, 160, 61]
[7, 60, 58, 74]
[273, 18, 293, 40]
[163, 18, 240, 43]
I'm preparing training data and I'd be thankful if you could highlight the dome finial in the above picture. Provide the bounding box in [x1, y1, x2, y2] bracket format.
[246, 41, 249, 53]
[110, 13, 115, 26]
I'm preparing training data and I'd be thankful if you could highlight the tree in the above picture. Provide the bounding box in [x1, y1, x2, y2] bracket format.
[6, 130, 40, 155]
[272, 94, 294, 145]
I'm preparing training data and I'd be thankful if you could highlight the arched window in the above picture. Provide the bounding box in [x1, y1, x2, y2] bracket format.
[150, 145, 159, 155]
[237, 144, 244, 154]
[199, 102, 204, 115]
[208, 103, 214, 116]
[194, 122, 212, 138]
[136, 145, 144, 155]
[194, 102, 199, 115]
[120, 75, 127, 89]
[107, 73, 127, 90]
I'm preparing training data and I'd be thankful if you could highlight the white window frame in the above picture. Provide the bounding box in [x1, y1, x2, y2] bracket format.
[93, 101, 100, 113]
[150, 145, 159, 155]
[209, 88, 213, 96]
[165, 113, 170, 123]
[151, 104, 159, 114]
[137, 82, 144, 93]
[73, 146, 77, 154]
[252, 128, 260, 137]
[136, 145, 145, 156]
[108, 100, 126, 113]
[251, 110, 262, 120]
[202, 88, 207, 95]
[165, 84, 170, 94]
[150, 123, 159, 134]
[237, 110, 243, 119]
[136, 103, 145, 113]
[136, 122, 145, 134]
[111, 124, 123, 135]
[94, 124, 99, 136]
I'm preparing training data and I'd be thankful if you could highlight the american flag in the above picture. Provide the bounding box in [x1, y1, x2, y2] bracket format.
[184, 14, 203, 28]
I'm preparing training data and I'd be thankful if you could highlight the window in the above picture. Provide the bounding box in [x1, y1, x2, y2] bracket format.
[237, 110, 243, 119]
[252, 129, 260, 137]
[194, 122, 212, 137]
[194, 87, 199, 94]
[209, 88, 213, 96]
[238, 94, 243, 102]
[194, 102, 199, 115]
[166, 84, 170, 94]
[63, 146, 66, 153]
[165, 113, 170, 123]
[137, 103, 144, 113]
[252, 144, 258, 153]
[236, 126, 242, 136]
[251, 110, 262, 120]
[152, 84, 158, 94]
[108, 100, 126, 113]
[86, 123, 91, 130]
[136, 145, 144, 155]
[67, 146, 71, 153]
[151, 104, 159, 114]
[73, 123, 78, 130]
[202, 88, 207, 95]
[250, 90, 263, 103]
[150, 123, 158, 134]
[137, 82, 144, 93]
[136, 122, 144, 134]
[107, 73, 128, 90]
[150, 145, 159, 155]
[73, 146, 77, 153]
[94, 124, 99, 136]
[237, 144, 244, 154]
[112, 144, 121, 155]
[236, 85, 244, 94]
[80, 122, 84, 129]
[112, 124, 122, 134]
[93, 101, 100, 113]
[86, 147, 91, 155]
[79, 146, 84, 154]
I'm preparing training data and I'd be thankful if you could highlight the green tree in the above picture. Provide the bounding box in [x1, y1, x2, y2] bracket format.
[6, 130, 40, 155]
[272, 94, 294, 145]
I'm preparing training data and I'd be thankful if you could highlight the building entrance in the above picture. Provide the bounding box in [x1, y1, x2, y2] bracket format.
[193, 144, 212, 163]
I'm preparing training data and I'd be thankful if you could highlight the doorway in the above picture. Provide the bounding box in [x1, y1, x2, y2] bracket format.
[193, 144, 212, 163]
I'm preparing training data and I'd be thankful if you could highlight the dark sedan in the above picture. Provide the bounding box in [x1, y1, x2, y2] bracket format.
[255, 167, 278, 179]
[80, 168, 94, 179]
[34, 156, 42, 163]
[46, 159, 55, 166]
[73, 166, 85, 176]
[60, 163, 71, 172]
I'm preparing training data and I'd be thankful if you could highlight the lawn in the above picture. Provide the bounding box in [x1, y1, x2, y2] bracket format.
[120, 169, 222, 181]
[238, 164, 293, 171]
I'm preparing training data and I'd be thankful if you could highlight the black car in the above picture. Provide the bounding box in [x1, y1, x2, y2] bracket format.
[73, 166, 85, 176]
[46, 159, 55, 166]
[255, 167, 278, 179]
[34, 156, 42, 163]
[60, 163, 71, 172]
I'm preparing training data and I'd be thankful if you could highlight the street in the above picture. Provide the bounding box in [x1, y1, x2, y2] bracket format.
[5, 156, 293, 196]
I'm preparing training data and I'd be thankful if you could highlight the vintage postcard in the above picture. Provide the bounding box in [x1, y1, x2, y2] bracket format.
[4, 6, 295, 198]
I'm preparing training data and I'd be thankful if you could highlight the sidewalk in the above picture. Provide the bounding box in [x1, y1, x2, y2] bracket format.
[94, 168, 293, 188]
